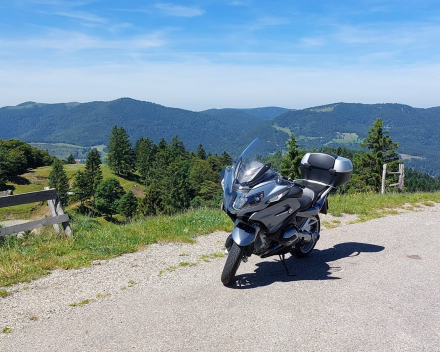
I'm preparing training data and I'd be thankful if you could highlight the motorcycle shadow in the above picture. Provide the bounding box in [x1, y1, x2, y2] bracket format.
[231, 241, 385, 289]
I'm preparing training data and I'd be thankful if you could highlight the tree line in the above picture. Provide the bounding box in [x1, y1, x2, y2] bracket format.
[0, 139, 53, 190]
[4, 118, 440, 222]
[274, 118, 440, 193]
[57, 126, 233, 219]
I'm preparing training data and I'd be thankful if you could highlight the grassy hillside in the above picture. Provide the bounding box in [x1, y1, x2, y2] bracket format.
[0, 164, 140, 221]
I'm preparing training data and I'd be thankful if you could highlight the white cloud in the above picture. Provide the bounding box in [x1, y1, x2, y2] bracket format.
[154, 3, 205, 17]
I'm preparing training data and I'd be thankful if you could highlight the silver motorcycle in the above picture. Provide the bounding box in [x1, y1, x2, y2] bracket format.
[220, 138, 353, 286]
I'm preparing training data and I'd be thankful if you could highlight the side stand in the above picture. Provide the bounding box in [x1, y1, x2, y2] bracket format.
[279, 254, 296, 277]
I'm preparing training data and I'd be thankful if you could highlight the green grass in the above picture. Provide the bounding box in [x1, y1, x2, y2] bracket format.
[0, 288, 12, 297]
[0, 207, 232, 287]
[0, 165, 141, 221]
[2, 327, 13, 334]
[69, 298, 95, 307]
[1, 191, 440, 288]
[328, 192, 440, 222]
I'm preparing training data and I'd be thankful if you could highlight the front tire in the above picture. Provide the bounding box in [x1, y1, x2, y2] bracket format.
[221, 242, 245, 286]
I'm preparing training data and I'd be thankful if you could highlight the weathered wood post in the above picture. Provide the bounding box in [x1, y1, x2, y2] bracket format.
[398, 164, 405, 191]
[45, 187, 72, 237]
[381, 164, 387, 194]
[0, 189, 71, 237]
[382, 163, 405, 194]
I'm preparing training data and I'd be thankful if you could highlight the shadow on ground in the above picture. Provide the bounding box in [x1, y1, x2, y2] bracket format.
[230, 241, 385, 289]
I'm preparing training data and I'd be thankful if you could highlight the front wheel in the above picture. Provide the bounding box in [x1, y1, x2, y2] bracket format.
[221, 242, 246, 286]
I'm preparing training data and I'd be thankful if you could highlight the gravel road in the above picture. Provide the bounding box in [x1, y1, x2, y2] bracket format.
[1, 205, 439, 351]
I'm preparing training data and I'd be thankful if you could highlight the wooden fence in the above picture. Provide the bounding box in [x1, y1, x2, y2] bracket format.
[381, 163, 405, 194]
[0, 188, 71, 237]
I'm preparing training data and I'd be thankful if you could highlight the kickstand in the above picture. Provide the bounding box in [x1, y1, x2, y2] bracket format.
[279, 254, 296, 277]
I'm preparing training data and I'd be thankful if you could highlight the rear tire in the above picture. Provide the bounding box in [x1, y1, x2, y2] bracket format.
[292, 215, 320, 258]
[221, 242, 245, 286]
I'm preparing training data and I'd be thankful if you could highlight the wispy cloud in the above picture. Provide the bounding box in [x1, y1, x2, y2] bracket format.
[229, 0, 252, 6]
[334, 23, 440, 47]
[45, 10, 107, 23]
[154, 3, 205, 17]
[300, 37, 325, 47]
[0, 29, 166, 52]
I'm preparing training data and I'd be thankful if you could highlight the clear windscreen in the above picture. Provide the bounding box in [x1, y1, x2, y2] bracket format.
[233, 138, 268, 184]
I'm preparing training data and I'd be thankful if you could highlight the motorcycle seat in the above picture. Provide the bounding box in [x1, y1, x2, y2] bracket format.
[297, 181, 329, 211]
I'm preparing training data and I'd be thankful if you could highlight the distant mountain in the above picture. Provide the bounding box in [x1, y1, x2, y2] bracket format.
[202, 106, 291, 120]
[273, 103, 440, 175]
[1, 99, 440, 175]
[0, 98, 257, 154]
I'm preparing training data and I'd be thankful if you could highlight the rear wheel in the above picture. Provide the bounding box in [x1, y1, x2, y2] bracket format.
[292, 216, 320, 258]
[221, 242, 246, 286]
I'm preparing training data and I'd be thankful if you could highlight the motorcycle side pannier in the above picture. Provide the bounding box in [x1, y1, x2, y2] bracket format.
[301, 152, 353, 187]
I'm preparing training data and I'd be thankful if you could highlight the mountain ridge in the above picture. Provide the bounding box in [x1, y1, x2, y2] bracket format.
[1, 98, 439, 175]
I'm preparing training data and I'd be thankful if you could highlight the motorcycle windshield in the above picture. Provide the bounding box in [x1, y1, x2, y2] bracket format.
[234, 138, 267, 185]
[222, 138, 272, 213]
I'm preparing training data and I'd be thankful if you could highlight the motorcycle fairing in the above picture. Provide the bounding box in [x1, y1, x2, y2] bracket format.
[249, 198, 301, 233]
[231, 221, 258, 246]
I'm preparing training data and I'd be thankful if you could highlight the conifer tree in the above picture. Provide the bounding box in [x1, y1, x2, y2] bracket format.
[197, 144, 207, 160]
[107, 126, 135, 175]
[220, 151, 232, 167]
[118, 190, 138, 221]
[84, 148, 103, 199]
[48, 159, 69, 205]
[280, 134, 306, 179]
[134, 137, 156, 186]
[66, 154, 76, 164]
[71, 170, 89, 205]
[353, 118, 400, 192]
[94, 178, 125, 218]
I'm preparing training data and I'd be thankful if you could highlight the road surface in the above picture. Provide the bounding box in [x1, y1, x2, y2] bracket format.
[1, 206, 439, 351]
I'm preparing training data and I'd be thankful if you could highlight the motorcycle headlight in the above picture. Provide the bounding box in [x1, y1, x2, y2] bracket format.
[268, 189, 290, 203]
[233, 191, 264, 210]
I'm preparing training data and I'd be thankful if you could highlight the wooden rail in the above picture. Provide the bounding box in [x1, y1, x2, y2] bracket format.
[0, 188, 71, 237]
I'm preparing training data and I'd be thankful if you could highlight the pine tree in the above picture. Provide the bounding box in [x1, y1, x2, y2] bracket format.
[220, 151, 232, 167]
[94, 178, 125, 218]
[280, 134, 306, 179]
[84, 148, 103, 199]
[71, 170, 89, 205]
[118, 191, 138, 221]
[134, 137, 156, 186]
[353, 118, 400, 192]
[66, 154, 76, 164]
[196, 144, 207, 160]
[48, 159, 69, 205]
[107, 125, 135, 175]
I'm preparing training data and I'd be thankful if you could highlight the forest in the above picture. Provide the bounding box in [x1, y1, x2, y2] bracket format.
[1, 99, 440, 175]
[2, 117, 440, 221]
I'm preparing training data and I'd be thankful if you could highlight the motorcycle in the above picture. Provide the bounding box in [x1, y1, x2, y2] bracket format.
[220, 138, 353, 286]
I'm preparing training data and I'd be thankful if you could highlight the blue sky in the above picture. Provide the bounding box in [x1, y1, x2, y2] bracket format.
[1, 0, 439, 110]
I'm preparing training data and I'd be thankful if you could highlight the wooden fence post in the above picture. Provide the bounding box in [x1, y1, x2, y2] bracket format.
[381, 164, 387, 194]
[382, 163, 405, 194]
[45, 187, 71, 237]
[0, 189, 71, 238]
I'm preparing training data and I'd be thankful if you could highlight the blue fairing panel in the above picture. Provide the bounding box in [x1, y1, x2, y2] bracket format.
[231, 225, 256, 246]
